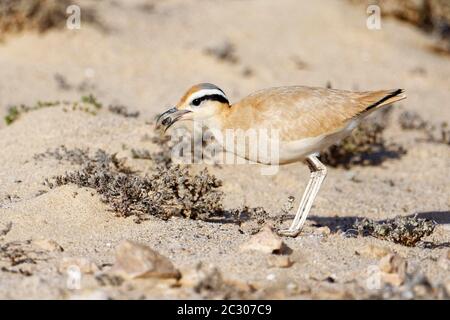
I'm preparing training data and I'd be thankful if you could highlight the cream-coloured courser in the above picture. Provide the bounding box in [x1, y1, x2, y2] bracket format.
[156, 83, 406, 237]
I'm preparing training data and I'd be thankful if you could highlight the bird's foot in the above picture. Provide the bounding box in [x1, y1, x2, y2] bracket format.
[277, 228, 301, 238]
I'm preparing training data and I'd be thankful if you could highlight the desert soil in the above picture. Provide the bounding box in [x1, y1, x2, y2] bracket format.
[0, 0, 448, 299]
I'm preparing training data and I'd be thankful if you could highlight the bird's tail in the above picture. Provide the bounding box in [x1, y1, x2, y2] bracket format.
[361, 89, 406, 113]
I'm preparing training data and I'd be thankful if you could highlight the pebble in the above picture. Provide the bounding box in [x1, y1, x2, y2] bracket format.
[358, 244, 391, 259]
[267, 255, 293, 268]
[379, 254, 407, 286]
[240, 226, 284, 254]
[33, 239, 64, 252]
[266, 273, 276, 281]
[111, 240, 180, 280]
[314, 226, 331, 236]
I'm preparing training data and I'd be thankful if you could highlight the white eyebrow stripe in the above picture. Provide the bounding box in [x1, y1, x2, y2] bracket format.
[187, 89, 228, 104]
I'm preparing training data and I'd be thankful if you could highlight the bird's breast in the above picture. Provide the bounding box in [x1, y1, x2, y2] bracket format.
[211, 119, 358, 165]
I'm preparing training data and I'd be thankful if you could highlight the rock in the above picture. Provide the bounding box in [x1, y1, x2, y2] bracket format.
[314, 226, 331, 236]
[111, 240, 180, 280]
[267, 255, 293, 268]
[379, 254, 407, 286]
[240, 226, 284, 254]
[382, 273, 405, 287]
[179, 263, 216, 288]
[59, 257, 99, 274]
[379, 254, 406, 273]
[358, 244, 391, 259]
[33, 239, 64, 252]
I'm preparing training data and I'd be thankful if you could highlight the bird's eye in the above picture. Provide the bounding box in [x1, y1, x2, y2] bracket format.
[192, 98, 202, 106]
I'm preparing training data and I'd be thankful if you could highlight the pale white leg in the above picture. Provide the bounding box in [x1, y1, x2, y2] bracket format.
[278, 155, 327, 237]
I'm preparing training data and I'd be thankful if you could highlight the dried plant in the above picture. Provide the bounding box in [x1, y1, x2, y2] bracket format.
[5, 101, 59, 125]
[148, 134, 173, 167]
[354, 215, 435, 247]
[41, 148, 224, 222]
[108, 105, 140, 118]
[204, 40, 239, 64]
[131, 148, 152, 160]
[34, 145, 90, 165]
[4, 95, 103, 125]
[349, 0, 450, 53]
[0, 0, 97, 36]
[399, 111, 449, 145]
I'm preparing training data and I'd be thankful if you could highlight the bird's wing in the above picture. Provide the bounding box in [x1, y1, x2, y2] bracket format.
[225, 86, 404, 141]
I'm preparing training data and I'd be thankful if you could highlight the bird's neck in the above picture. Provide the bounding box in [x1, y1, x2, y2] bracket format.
[199, 104, 233, 146]
[201, 103, 232, 131]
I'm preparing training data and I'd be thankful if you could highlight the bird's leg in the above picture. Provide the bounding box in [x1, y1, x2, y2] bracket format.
[278, 155, 327, 237]
[278, 172, 320, 237]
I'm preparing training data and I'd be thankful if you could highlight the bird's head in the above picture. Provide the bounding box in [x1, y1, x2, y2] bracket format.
[156, 83, 229, 132]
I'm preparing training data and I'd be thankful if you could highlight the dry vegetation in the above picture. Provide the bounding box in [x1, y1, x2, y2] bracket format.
[35, 142, 283, 234]
[4, 96, 101, 125]
[38, 147, 223, 222]
[4, 94, 142, 125]
[0, 0, 69, 35]
[399, 110, 450, 145]
[354, 216, 436, 247]
[0, 0, 99, 38]
[350, 0, 450, 53]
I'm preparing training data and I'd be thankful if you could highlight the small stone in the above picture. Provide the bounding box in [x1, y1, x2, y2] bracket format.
[240, 226, 284, 254]
[314, 226, 331, 236]
[358, 244, 391, 259]
[382, 273, 405, 287]
[267, 255, 293, 268]
[266, 273, 276, 281]
[379, 254, 406, 273]
[179, 263, 217, 288]
[111, 240, 180, 280]
[33, 239, 64, 252]
[59, 257, 99, 274]
[379, 254, 407, 286]
[413, 284, 432, 298]
[286, 282, 297, 291]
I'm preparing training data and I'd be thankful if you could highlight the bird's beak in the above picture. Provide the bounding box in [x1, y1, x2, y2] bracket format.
[155, 107, 192, 132]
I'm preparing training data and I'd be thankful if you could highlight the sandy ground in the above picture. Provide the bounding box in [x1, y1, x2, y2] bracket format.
[0, 0, 449, 299]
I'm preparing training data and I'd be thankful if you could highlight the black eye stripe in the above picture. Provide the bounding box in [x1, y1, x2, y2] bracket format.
[191, 94, 229, 106]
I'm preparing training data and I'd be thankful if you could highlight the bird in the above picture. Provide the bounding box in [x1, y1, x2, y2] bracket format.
[156, 83, 406, 237]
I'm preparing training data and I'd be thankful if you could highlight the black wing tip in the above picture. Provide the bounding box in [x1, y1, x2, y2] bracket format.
[365, 88, 405, 112]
